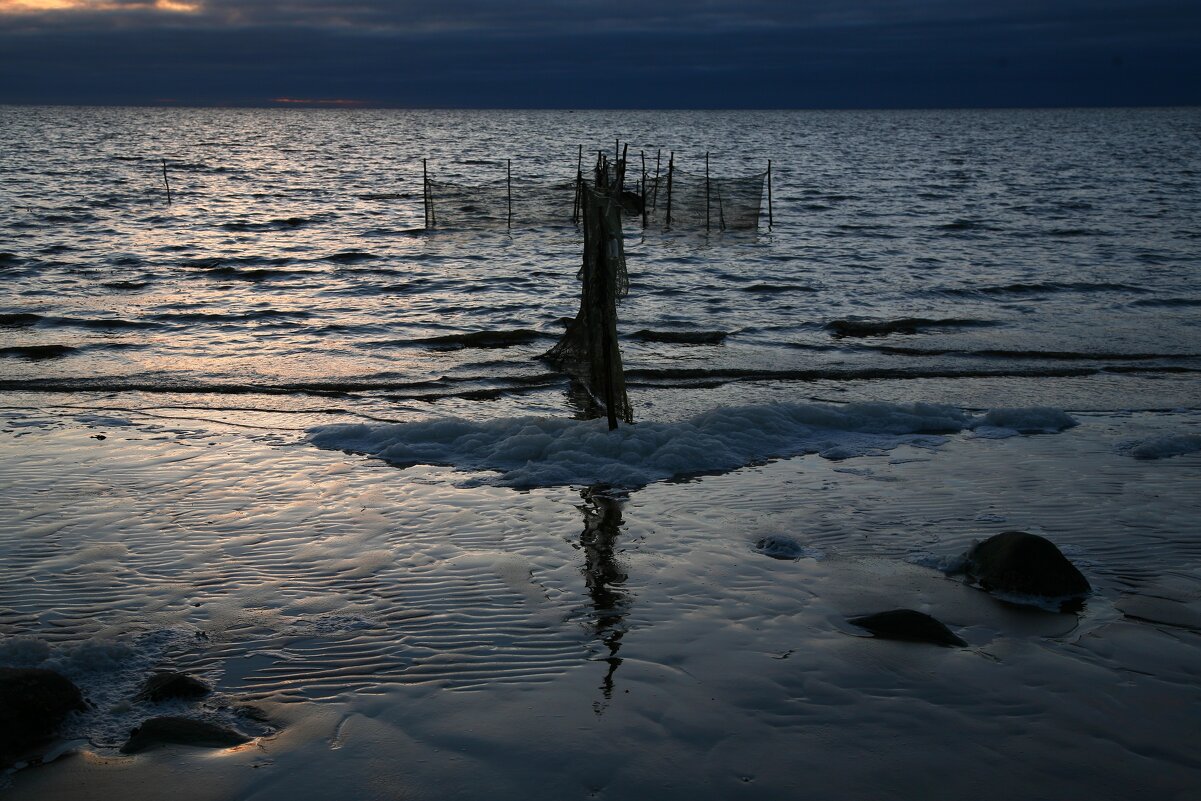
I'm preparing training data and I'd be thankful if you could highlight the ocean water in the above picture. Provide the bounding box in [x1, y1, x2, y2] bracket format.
[2, 107, 1199, 420]
[2, 107, 1201, 799]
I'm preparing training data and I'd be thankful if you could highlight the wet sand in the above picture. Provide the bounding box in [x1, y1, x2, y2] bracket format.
[3, 410, 1201, 800]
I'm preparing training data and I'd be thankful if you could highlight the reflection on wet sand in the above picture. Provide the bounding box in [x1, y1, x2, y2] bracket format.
[578, 486, 629, 713]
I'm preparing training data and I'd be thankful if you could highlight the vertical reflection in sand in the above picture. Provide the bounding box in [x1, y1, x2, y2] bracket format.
[578, 486, 628, 713]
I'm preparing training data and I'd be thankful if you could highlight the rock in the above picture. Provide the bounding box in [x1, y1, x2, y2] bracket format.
[754, 536, 806, 560]
[848, 609, 967, 647]
[135, 671, 210, 702]
[120, 717, 250, 754]
[0, 668, 86, 766]
[965, 531, 1091, 601]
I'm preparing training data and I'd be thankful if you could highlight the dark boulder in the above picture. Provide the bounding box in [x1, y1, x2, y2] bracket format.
[848, 609, 967, 647]
[965, 531, 1091, 601]
[135, 671, 210, 703]
[120, 717, 250, 754]
[0, 668, 86, 766]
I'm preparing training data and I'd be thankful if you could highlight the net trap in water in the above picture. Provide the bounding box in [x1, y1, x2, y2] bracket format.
[421, 142, 774, 429]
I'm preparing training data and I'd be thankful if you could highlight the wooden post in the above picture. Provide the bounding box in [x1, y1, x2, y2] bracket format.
[705, 151, 710, 232]
[619, 143, 627, 194]
[161, 159, 172, 205]
[767, 159, 773, 230]
[506, 158, 512, 228]
[422, 158, 429, 229]
[665, 152, 674, 230]
[572, 145, 583, 224]
[652, 149, 661, 215]
[640, 150, 647, 228]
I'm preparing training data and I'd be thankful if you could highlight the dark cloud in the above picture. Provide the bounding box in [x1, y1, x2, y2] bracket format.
[1, 0, 1198, 106]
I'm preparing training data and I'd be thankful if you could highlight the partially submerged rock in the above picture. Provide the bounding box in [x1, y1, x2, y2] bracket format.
[965, 531, 1091, 602]
[0, 668, 86, 766]
[120, 717, 250, 754]
[754, 535, 807, 560]
[848, 609, 967, 647]
[135, 671, 211, 703]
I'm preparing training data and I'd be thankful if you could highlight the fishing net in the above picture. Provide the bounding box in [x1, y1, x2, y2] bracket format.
[543, 182, 633, 426]
[425, 161, 767, 231]
[425, 178, 577, 229]
[642, 168, 767, 231]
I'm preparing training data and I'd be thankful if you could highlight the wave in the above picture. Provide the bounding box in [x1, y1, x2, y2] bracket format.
[938, 219, 1000, 232]
[1128, 297, 1201, 309]
[308, 402, 1077, 488]
[931, 282, 1148, 298]
[825, 317, 995, 338]
[870, 346, 1198, 361]
[102, 280, 152, 291]
[196, 266, 314, 281]
[1122, 434, 1201, 460]
[0, 344, 77, 360]
[630, 329, 728, 345]
[739, 283, 817, 294]
[0, 313, 42, 327]
[323, 251, 379, 263]
[408, 330, 547, 350]
[219, 216, 327, 232]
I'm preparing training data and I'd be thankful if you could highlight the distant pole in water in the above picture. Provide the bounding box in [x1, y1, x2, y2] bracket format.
[161, 159, 172, 205]
[640, 150, 647, 229]
[652, 149, 661, 217]
[572, 144, 583, 225]
[767, 159, 773, 231]
[422, 158, 429, 229]
[506, 158, 513, 229]
[619, 143, 627, 195]
[705, 151, 711, 232]
[665, 152, 674, 230]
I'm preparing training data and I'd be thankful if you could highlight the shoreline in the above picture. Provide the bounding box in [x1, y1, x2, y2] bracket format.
[3, 408, 1200, 799]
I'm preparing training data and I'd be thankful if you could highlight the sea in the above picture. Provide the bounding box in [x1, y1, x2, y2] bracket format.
[1, 107, 1200, 799]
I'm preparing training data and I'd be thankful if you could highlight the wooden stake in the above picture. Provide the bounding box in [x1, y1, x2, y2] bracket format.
[640, 150, 647, 229]
[705, 152, 711, 232]
[506, 158, 513, 228]
[652, 149, 661, 215]
[161, 159, 172, 205]
[572, 145, 583, 224]
[665, 152, 674, 230]
[422, 158, 429, 229]
[767, 159, 773, 230]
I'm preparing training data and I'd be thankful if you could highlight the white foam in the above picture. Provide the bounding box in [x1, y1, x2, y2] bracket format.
[1123, 433, 1201, 460]
[309, 402, 1074, 488]
[968, 407, 1079, 437]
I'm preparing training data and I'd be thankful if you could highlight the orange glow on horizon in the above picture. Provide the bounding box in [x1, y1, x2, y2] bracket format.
[272, 98, 370, 107]
[0, 0, 200, 12]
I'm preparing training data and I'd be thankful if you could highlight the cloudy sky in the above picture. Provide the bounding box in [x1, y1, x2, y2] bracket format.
[1, 0, 1198, 107]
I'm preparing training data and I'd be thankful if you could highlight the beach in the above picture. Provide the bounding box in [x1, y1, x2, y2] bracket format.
[3, 407, 1201, 799]
[2, 107, 1200, 799]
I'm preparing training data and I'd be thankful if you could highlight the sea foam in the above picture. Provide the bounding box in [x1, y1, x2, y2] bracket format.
[1123, 433, 1201, 460]
[309, 402, 1077, 488]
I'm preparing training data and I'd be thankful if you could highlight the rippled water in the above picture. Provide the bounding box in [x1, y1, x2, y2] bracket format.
[3, 106, 1200, 420]
[2, 107, 1201, 798]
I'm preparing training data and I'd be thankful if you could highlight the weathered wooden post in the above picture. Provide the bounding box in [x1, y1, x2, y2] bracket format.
[665, 152, 674, 230]
[640, 150, 647, 229]
[161, 159, 172, 205]
[705, 152, 711, 232]
[767, 159, 773, 230]
[507, 158, 513, 229]
[422, 158, 429, 228]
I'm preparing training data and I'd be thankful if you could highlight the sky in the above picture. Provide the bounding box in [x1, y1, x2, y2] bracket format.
[1, 0, 1199, 108]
